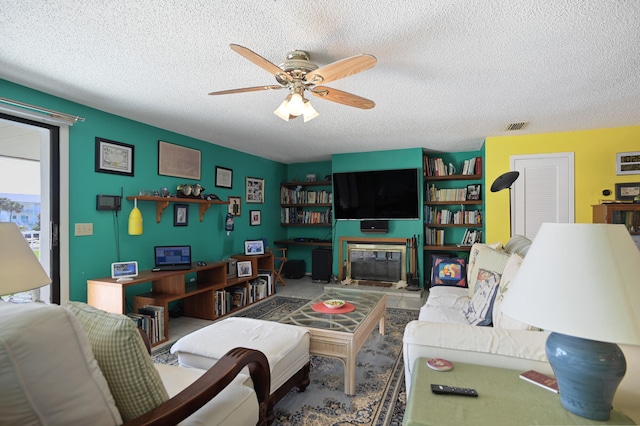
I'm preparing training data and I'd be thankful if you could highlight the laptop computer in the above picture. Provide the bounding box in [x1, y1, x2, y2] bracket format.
[152, 245, 192, 271]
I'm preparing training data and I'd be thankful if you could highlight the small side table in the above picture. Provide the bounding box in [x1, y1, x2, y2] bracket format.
[403, 358, 634, 426]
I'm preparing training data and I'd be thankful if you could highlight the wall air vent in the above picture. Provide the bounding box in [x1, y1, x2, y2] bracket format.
[505, 122, 528, 131]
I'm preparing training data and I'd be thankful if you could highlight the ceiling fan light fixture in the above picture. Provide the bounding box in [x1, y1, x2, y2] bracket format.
[287, 93, 305, 116]
[273, 97, 291, 121]
[302, 100, 319, 122]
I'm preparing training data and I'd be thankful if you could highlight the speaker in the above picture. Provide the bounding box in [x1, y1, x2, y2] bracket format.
[283, 259, 305, 279]
[312, 248, 333, 282]
[360, 220, 388, 233]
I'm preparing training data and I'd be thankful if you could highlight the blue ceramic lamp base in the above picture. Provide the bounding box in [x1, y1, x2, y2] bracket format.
[546, 332, 626, 421]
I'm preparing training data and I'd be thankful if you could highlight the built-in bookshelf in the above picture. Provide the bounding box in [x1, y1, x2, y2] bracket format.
[280, 180, 332, 226]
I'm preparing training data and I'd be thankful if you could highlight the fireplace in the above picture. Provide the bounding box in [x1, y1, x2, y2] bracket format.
[346, 243, 407, 286]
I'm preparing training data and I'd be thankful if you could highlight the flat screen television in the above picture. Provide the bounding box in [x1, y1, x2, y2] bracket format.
[333, 168, 420, 220]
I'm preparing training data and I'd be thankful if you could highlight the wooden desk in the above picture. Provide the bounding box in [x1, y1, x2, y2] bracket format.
[403, 359, 634, 426]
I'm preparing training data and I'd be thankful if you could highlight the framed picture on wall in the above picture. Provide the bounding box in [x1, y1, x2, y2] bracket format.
[616, 152, 640, 175]
[215, 166, 233, 188]
[246, 177, 264, 203]
[250, 210, 261, 226]
[228, 196, 241, 216]
[95, 137, 134, 176]
[174, 204, 189, 226]
[615, 182, 640, 201]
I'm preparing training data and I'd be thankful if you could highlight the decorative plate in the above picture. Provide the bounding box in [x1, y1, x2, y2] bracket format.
[323, 299, 346, 309]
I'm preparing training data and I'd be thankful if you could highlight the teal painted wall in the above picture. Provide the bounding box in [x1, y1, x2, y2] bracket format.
[1, 79, 287, 304]
[332, 148, 425, 285]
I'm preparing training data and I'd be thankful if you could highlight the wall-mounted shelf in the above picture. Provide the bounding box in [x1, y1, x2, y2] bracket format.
[126, 195, 228, 223]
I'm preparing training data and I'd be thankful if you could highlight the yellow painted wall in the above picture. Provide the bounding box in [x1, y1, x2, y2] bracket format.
[485, 125, 640, 243]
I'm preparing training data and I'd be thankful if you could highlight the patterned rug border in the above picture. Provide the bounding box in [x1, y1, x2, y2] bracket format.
[153, 295, 417, 425]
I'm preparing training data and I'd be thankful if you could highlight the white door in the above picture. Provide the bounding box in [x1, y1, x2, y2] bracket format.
[511, 153, 574, 240]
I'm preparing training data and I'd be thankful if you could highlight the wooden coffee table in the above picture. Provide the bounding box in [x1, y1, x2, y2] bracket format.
[279, 288, 386, 395]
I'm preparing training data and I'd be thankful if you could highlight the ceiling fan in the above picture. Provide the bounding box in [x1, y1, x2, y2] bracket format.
[208, 44, 377, 122]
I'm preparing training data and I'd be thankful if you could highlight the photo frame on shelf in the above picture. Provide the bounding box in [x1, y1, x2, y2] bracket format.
[228, 196, 241, 216]
[615, 182, 640, 201]
[244, 239, 265, 255]
[174, 204, 189, 226]
[237, 260, 253, 277]
[246, 176, 264, 203]
[616, 152, 640, 175]
[250, 210, 261, 226]
[95, 137, 134, 176]
[158, 140, 201, 180]
[215, 166, 233, 188]
[466, 184, 481, 201]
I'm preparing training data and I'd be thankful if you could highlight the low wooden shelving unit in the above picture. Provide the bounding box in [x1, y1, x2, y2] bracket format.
[87, 253, 274, 347]
[126, 195, 229, 223]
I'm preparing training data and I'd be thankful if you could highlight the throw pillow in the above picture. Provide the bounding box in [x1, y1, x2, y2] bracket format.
[66, 301, 169, 422]
[464, 269, 501, 326]
[431, 255, 467, 287]
[493, 254, 539, 330]
[466, 243, 510, 297]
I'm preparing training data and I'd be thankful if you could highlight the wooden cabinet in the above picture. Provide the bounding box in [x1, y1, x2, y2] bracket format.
[280, 180, 332, 226]
[87, 254, 274, 347]
[592, 203, 640, 234]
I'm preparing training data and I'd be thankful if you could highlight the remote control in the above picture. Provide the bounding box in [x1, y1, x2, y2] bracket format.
[431, 384, 478, 397]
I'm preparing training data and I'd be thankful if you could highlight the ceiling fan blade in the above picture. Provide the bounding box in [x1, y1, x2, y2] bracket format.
[305, 54, 376, 85]
[311, 86, 375, 109]
[208, 85, 284, 95]
[229, 44, 292, 82]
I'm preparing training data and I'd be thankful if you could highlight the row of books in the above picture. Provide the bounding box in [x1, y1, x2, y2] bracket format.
[281, 207, 332, 224]
[425, 228, 445, 246]
[426, 185, 469, 202]
[424, 156, 482, 177]
[216, 271, 275, 316]
[460, 229, 483, 246]
[612, 210, 639, 233]
[128, 305, 165, 344]
[280, 188, 332, 204]
[425, 208, 483, 225]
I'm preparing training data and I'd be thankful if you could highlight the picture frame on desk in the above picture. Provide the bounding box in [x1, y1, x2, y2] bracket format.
[615, 182, 640, 201]
[237, 260, 252, 277]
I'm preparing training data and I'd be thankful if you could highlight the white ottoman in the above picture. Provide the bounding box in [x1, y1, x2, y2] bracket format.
[171, 317, 310, 404]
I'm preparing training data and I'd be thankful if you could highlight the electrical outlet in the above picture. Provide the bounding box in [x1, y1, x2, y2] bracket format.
[75, 223, 93, 236]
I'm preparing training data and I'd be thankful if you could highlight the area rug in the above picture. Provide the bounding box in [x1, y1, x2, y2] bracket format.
[153, 296, 418, 426]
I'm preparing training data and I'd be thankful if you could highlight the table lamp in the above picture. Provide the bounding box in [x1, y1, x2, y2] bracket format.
[0, 223, 51, 297]
[501, 223, 640, 420]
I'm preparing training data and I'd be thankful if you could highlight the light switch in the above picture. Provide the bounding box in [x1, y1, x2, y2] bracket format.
[75, 223, 93, 236]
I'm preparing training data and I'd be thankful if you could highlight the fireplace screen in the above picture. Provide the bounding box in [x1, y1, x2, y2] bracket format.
[347, 244, 406, 284]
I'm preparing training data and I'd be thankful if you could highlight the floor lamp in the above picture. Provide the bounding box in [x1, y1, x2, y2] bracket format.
[490, 171, 519, 237]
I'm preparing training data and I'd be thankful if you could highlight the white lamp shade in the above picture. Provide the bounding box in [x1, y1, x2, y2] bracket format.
[273, 99, 290, 121]
[302, 101, 319, 122]
[0, 223, 51, 295]
[287, 94, 304, 116]
[501, 223, 640, 346]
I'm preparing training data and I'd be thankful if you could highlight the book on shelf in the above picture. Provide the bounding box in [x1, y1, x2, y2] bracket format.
[519, 370, 559, 393]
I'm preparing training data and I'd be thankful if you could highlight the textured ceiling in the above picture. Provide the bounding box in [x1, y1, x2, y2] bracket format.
[1, 1, 639, 164]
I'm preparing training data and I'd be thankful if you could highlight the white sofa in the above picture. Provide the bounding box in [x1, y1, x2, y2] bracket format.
[403, 236, 640, 422]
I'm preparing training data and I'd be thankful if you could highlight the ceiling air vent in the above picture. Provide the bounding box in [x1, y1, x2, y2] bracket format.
[505, 122, 528, 131]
